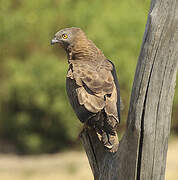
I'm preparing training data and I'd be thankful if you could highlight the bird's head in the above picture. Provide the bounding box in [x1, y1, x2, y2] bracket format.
[51, 27, 85, 49]
[51, 27, 105, 61]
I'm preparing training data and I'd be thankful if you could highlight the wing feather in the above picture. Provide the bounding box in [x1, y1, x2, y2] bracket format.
[67, 59, 120, 122]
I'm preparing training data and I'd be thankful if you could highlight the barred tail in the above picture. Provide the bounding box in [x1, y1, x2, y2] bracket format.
[92, 115, 119, 152]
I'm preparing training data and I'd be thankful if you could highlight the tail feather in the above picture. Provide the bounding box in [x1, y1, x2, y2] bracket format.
[96, 130, 119, 152]
[88, 112, 119, 152]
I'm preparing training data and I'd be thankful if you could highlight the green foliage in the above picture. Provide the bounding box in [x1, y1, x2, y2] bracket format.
[0, 55, 80, 153]
[0, 0, 177, 154]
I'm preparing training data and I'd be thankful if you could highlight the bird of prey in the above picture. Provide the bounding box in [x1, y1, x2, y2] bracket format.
[51, 27, 121, 152]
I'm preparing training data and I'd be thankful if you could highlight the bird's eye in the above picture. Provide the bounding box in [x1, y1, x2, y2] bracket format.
[62, 33, 68, 39]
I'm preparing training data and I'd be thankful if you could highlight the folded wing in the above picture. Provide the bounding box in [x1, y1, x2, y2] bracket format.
[67, 59, 120, 122]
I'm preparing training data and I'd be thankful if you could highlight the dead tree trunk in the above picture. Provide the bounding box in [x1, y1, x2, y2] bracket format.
[80, 0, 178, 179]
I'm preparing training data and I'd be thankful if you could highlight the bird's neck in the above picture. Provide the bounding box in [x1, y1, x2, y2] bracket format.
[66, 38, 105, 62]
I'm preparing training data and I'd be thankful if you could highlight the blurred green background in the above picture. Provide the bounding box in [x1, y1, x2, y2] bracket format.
[0, 0, 177, 154]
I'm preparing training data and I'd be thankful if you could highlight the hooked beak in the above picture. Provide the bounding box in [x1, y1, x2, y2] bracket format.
[51, 37, 60, 45]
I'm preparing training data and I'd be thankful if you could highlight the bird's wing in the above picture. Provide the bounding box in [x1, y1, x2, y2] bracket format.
[68, 60, 120, 122]
[107, 60, 121, 122]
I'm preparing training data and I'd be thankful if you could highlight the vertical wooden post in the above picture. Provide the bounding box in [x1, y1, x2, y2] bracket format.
[80, 0, 178, 179]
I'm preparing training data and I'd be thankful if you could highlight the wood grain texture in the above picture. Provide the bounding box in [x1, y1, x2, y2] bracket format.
[80, 0, 178, 179]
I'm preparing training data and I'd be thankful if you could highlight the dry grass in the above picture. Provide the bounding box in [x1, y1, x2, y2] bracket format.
[0, 139, 177, 180]
[166, 138, 178, 180]
[0, 151, 92, 180]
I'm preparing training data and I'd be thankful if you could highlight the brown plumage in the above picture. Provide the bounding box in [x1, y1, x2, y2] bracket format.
[51, 27, 121, 152]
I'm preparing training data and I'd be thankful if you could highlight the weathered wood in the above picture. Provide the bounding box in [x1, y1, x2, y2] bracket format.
[80, 0, 178, 179]
[80, 127, 119, 180]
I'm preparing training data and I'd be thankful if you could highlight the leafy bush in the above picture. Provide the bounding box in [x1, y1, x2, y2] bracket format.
[0, 55, 81, 153]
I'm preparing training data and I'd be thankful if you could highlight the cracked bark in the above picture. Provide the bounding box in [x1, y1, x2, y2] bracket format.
[80, 0, 178, 179]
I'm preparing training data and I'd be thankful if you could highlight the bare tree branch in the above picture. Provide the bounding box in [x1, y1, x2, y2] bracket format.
[80, 0, 178, 179]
